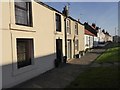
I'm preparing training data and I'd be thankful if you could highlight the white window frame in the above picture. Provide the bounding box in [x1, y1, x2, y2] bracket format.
[66, 19, 71, 34]
[75, 22, 78, 35]
[12, 33, 36, 76]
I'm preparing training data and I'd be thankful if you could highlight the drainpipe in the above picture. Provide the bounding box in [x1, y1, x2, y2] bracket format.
[64, 17, 67, 60]
[63, 5, 69, 62]
[73, 36, 76, 58]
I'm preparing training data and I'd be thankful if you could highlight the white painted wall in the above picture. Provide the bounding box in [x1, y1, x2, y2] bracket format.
[89, 36, 94, 48]
[93, 36, 99, 47]
[84, 35, 89, 50]
[84, 34, 94, 50]
[97, 30, 105, 43]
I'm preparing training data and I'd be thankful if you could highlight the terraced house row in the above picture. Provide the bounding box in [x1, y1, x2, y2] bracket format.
[0, 0, 112, 88]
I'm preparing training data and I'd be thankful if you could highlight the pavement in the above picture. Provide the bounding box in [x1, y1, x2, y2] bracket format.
[12, 46, 107, 88]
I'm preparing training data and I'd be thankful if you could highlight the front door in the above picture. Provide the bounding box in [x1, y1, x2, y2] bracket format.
[56, 39, 63, 62]
[67, 40, 72, 59]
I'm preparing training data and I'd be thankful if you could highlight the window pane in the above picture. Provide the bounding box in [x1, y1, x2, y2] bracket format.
[56, 13, 61, 32]
[15, 6, 28, 25]
[15, 2, 27, 9]
[15, 2, 32, 26]
[17, 39, 33, 68]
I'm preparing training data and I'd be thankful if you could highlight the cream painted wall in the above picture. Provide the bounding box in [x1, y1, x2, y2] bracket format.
[1, 0, 86, 88]
[66, 19, 85, 58]
[2, 1, 60, 88]
[0, 1, 2, 89]
[78, 24, 84, 51]
[54, 12, 65, 57]
[67, 19, 74, 59]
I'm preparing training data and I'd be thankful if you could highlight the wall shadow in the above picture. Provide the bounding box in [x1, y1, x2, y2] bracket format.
[2, 53, 56, 89]
[1, 50, 97, 89]
[2, 43, 117, 89]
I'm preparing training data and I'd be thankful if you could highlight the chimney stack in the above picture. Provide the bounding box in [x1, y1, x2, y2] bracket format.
[92, 23, 96, 28]
[62, 5, 69, 17]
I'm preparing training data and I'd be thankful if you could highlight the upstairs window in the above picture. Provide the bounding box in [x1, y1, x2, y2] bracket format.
[67, 19, 71, 34]
[56, 13, 61, 32]
[17, 38, 34, 68]
[15, 1, 32, 26]
[75, 22, 78, 35]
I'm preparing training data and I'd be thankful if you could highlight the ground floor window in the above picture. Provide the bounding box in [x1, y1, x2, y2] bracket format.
[75, 39, 79, 51]
[16, 38, 34, 68]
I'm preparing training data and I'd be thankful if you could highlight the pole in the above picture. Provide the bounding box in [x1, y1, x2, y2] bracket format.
[64, 17, 67, 59]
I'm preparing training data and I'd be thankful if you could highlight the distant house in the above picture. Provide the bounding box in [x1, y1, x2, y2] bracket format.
[84, 29, 94, 50]
[91, 24, 99, 47]
[65, 16, 85, 60]
[104, 32, 113, 42]
[84, 23, 99, 48]
[113, 35, 120, 43]
[97, 29, 106, 44]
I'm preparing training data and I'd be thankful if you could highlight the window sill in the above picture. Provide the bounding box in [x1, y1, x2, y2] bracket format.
[55, 31, 63, 35]
[10, 24, 36, 32]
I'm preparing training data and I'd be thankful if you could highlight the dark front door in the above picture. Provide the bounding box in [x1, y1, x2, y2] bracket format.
[56, 39, 63, 62]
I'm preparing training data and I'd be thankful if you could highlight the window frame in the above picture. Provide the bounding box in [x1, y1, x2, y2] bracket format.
[16, 38, 34, 69]
[75, 22, 78, 35]
[15, 1, 33, 27]
[55, 13, 61, 32]
[66, 19, 71, 34]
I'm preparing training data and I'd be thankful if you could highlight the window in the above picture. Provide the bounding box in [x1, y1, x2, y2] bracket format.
[75, 39, 79, 51]
[15, 1, 32, 26]
[75, 22, 78, 35]
[67, 19, 71, 34]
[56, 13, 61, 32]
[17, 38, 34, 68]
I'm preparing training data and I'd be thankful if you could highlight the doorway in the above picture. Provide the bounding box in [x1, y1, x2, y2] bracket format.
[67, 40, 72, 59]
[56, 39, 63, 62]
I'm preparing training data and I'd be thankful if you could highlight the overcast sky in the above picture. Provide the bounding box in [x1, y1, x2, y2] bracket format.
[45, 2, 118, 36]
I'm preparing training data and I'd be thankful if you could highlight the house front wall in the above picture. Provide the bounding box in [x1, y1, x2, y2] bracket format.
[0, 2, 2, 89]
[84, 34, 93, 50]
[66, 19, 74, 59]
[54, 12, 65, 61]
[2, 1, 59, 88]
[98, 30, 105, 43]
[84, 35, 90, 50]
[93, 36, 99, 47]
[78, 24, 84, 51]
[89, 35, 94, 48]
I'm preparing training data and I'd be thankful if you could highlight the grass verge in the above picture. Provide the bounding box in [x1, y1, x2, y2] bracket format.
[66, 66, 119, 88]
[95, 43, 120, 63]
